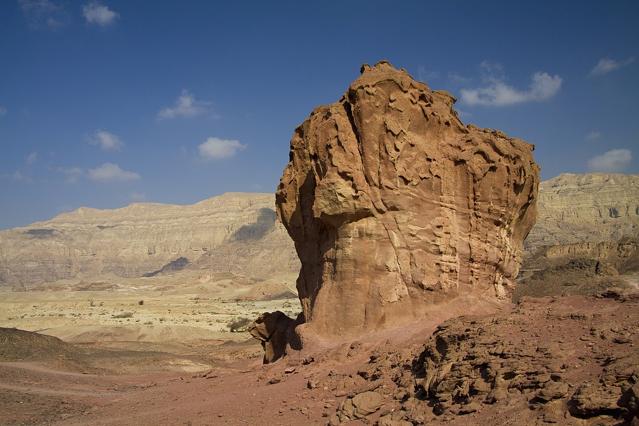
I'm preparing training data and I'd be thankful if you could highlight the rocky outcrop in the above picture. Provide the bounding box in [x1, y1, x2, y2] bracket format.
[276, 61, 539, 336]
[515, 238, 639, 301]
[329, 291, 639, 425]
[249, 311, 302, 364]
[404, 293, 639, 424]
[0, 193, 299, 289]
[526, 173, 639, 250]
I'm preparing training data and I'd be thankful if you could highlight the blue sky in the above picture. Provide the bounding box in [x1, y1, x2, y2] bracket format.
[0, 1, 638, 229]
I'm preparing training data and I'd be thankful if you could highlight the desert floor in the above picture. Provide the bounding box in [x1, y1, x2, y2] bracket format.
[0, 288, 300, 345]
[1, 289, 638, 425]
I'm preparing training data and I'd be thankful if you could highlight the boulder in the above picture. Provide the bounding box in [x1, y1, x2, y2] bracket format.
[248, 311, 296, 364]
[337, 391, 384, 421]
[276, 61, 539, 336]
[248, 311, 304, 362]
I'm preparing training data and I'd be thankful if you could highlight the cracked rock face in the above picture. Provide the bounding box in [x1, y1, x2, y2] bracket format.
[276, 61, 539, 336]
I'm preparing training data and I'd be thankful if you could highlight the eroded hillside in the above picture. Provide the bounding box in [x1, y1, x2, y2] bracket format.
[0, 193, 299, 290]
[526, 173, 639, 249]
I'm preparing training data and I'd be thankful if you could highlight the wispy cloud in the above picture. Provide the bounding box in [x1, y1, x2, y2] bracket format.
[416, 68, 471, 86]
[198, 137, 246, 160]
[460, 61, 562, 106]
[82, 1, 119, 26]
[26, 152, 38, 165]
[88, 130, 123, 151]
[447, 72, 471, 85]
[19, 0, 68, 30]
[3, 170, 33, 183]
[158, 90, 212, 120]
[585, 131, 601, 141]
[417, 67, 440, 83]
[588, 149, 632, 172]
[590, 57, 634, 77]
[88, 163, 140, 182]
[57, 167, 84, 183]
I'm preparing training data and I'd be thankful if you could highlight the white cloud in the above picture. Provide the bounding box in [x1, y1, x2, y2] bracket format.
[198, 137, 246, 160]
[88, 163, 140, 182]
[590, 57, 634, 76]
[0, 106, 6, 116]
[82, 1, 118, 26]
[586, 131, 601, 141]
[26, 152, 38, 165]
[461, 73, 562, 106]
[447, 72, 471, 85]
[58, 167, 84, 183]
[460, 62, 562, 106]
[158, 90, 212, 119]
[588, 149, 632, 172]
[88, 130, 123, 151]
[19, 0, 67, 29]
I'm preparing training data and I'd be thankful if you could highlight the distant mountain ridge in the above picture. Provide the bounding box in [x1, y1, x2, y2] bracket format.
[1, 174, 638, 291]
[0, 192, 299, 289]
[525, 173, 639, 250]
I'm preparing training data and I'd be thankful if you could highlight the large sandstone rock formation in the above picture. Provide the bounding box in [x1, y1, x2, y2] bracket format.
[276, 61, 540, 336]
[0, 193, 299, 289]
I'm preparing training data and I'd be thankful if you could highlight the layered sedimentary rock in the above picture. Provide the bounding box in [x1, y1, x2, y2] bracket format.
[520, 174, 639, 298]
[0, 193, 299, 289]
[276, 61, 540, 335]
[526, 173, 639, 250]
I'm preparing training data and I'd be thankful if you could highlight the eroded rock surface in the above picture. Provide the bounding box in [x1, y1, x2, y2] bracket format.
[327, 291, 639, 425]
[277, 61, 539, 336]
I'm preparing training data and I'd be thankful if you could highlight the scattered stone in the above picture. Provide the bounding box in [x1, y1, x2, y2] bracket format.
[337, 391, 384, 421]
[377, 413, 412, 426]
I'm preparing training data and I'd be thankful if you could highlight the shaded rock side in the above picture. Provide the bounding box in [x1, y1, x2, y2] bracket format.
[276, 61, 539, 336]
[249, 311, 302, 364]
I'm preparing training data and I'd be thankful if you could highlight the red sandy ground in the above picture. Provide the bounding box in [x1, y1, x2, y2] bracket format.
[1, 292, 637, 425]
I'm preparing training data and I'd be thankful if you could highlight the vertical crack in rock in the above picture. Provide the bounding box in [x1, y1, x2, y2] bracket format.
[276, 61, 540, 336]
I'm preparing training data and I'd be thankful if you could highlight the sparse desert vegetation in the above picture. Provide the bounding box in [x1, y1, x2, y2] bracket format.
[0, 285, 300, 344]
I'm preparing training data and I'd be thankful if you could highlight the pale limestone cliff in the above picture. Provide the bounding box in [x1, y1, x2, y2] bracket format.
[518, 174, 639, 299]
[276, 61, 539, 336]
[0, 193, 299, 289]
[526, 173, 639, 250]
